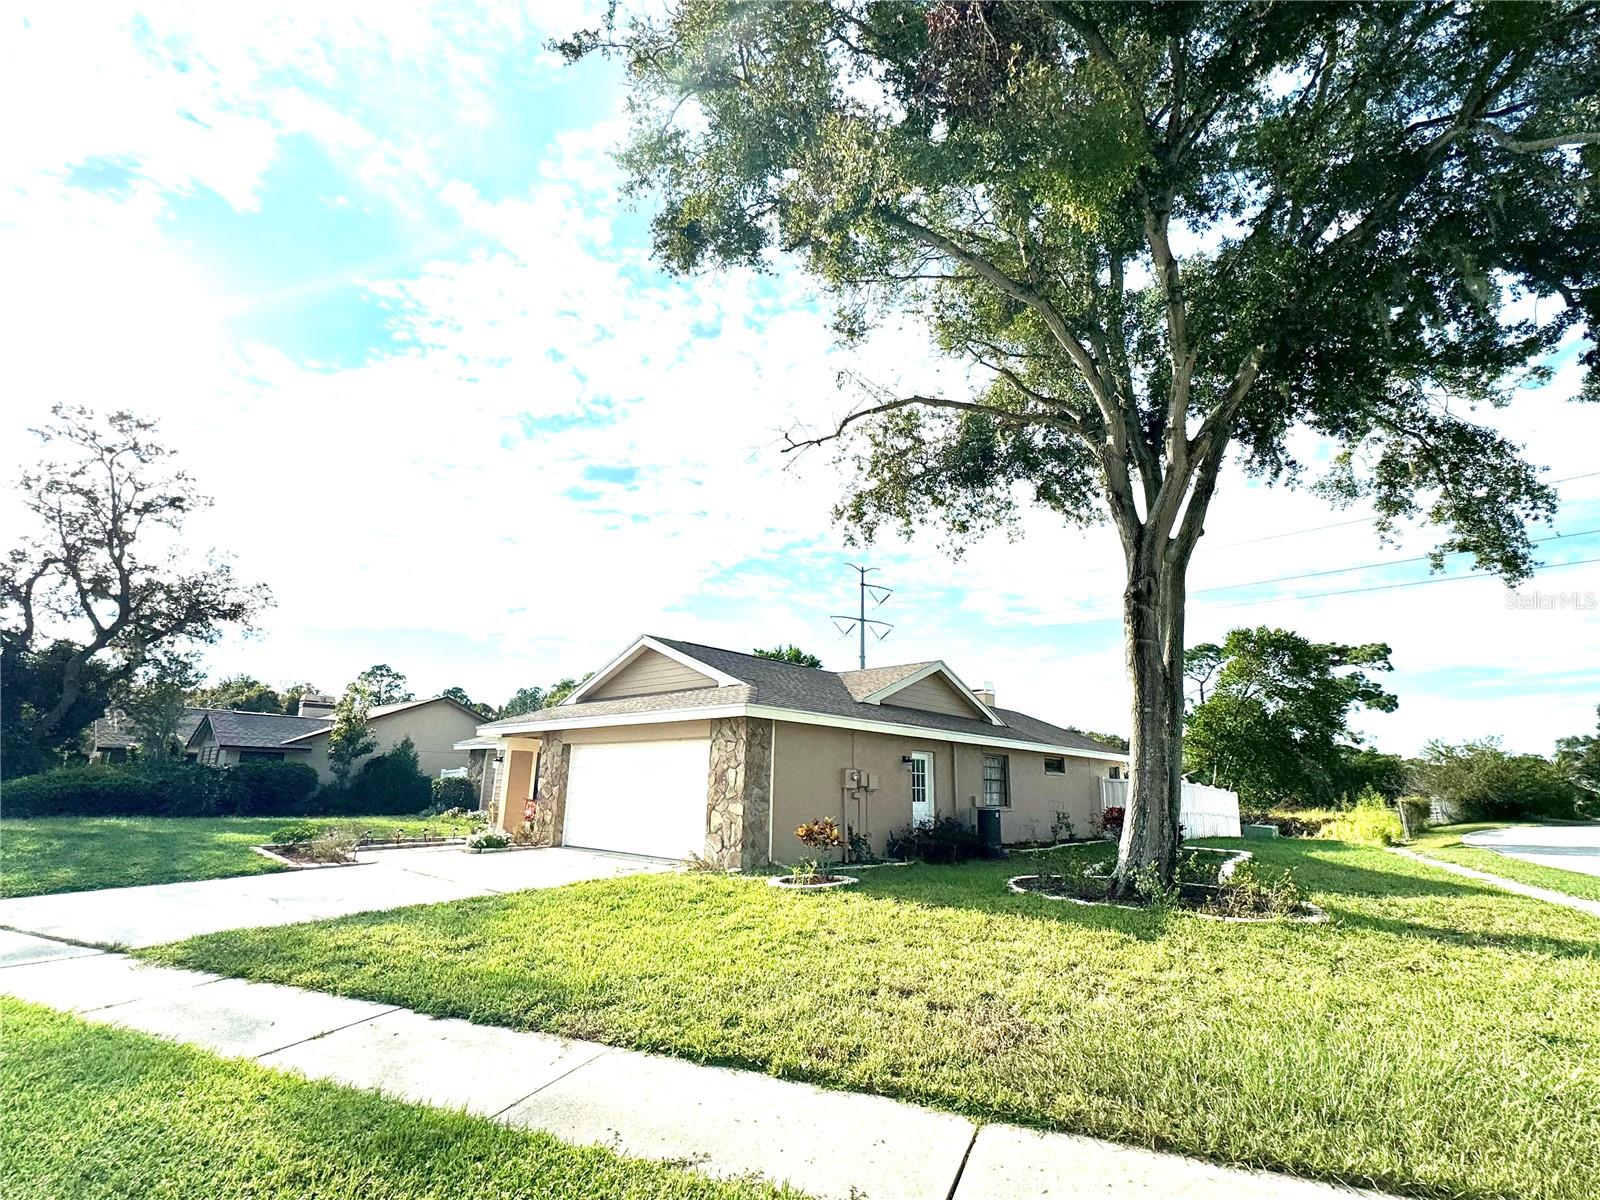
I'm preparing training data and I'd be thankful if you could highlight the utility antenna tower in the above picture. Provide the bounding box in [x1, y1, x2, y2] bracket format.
[831, 563, 893, 670]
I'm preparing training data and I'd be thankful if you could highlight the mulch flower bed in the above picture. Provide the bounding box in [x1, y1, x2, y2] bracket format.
[768, 872, 859, 891]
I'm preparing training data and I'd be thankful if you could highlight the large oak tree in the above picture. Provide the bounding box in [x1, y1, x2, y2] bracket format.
[564, 1, 1599, 885]
[2, 407, 270, 771]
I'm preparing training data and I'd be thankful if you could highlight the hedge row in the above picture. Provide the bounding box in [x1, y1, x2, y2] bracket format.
[2, 760, 320, 819]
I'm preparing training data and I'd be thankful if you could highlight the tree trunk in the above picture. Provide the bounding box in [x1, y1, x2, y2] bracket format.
[1114, 551, 1187, 891]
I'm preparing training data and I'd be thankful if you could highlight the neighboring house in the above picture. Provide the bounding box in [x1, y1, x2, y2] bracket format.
[471, 635, 1129, 868]
[184, 695, 483, 785]
[89, 708, 224, 762]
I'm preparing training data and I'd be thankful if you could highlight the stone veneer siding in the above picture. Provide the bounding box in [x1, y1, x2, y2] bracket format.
[529, 730, 568, 846]
[705, 717, 773, 871]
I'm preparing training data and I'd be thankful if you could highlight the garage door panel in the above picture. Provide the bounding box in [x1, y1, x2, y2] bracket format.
[563, 739, 709, 859]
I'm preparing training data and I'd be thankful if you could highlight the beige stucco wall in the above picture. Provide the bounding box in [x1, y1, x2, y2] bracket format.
[292, 700, 480, 785]
[771, 722, 959, 862]
[771, 720, 1118, 861]
[953, 744, 1111, 845]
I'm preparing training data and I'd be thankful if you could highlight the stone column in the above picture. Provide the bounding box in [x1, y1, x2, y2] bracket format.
[705, 717, 773, 871]
[529, 730, 568, 846]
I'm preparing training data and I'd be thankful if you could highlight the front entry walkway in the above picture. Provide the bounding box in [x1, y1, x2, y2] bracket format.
[0, 932, 1392, 1200]
[0, 845, 666, 948]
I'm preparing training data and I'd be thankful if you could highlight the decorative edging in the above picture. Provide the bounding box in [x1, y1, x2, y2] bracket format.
[357, 837, 468, 851]
[768, 874, 860, 892]
[1006, 869, 1328, 924]
[249, 845, 369, 870]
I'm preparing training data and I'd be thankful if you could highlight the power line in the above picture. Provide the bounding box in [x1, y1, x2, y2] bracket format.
[1207, 553, 1600, 609]
[830, 562, 893, 669]
[1190, 526, 1600, 598]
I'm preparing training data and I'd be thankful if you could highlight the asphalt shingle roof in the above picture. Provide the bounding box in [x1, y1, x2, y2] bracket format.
[482, 637, 1123, 756]
[93, 708, 230, 751]
[193, 710, 332, 750]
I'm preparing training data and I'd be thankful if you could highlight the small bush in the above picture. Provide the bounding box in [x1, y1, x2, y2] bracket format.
[233, 760, 319, 817]
[886, 816, 987, 864]
[1098, 806, 1125, 839]
[269, 820, 323, 845]
[1239, 808, 1339, 838]
[429, 776, 477, 812]
[466, 828, 510, 851]
[303, 827, 357, 863]
[1317, 792, 1405, 845]
[1208, 860, 1305, 918]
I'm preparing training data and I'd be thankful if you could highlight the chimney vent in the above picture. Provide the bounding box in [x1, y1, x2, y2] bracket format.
[972, 683, 996, 709]
[298, 694, 336, 719]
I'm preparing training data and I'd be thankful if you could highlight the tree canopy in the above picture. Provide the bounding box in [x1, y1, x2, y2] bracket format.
[753, 644, 825, 667]
[565, 1, 1599, 882]
[1183, 626, 1397, 806]
[497, 673, 596, 719]
[354, 664, 412, 707]
[1, 406, 269, 772]
[188, 674, 288, 714]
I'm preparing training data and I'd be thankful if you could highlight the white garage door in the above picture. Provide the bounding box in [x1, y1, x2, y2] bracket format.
[562, 738, 710, 859]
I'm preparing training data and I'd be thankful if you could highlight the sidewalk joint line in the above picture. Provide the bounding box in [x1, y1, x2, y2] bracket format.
[253, 1006, 404, 1060]
[486, 1045, 615, 1120]
[943, 1125, 980, 1200]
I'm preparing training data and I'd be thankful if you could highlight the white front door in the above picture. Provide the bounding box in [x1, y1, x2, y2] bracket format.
[909, 751, 935, 826]
[562, 739, 710, 859]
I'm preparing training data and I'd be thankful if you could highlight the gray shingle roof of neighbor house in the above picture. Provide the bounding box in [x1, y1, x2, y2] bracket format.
[480, 636, 1125, 757]
[93, 707, 226, 751]
[189, 710, 332, 750]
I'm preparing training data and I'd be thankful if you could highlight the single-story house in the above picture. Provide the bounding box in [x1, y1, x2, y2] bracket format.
[469, 635, 1129, 868]
[88, 707, 221, 762]
[184, 695, 483, 785]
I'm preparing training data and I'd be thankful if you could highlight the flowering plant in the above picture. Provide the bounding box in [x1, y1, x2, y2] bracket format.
[1099, 806, 1126, 840]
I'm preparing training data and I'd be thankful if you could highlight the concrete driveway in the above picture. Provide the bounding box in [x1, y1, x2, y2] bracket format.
[0, 845, 669, 949]
[1462, 824, 1600, 878]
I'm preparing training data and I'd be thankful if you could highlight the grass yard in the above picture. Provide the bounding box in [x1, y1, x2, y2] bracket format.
[1411, 823, 1600, 904]
[144, 839, 1600, 1200]
[0, 814, 477, 898]
[0, 999, 797, 1200]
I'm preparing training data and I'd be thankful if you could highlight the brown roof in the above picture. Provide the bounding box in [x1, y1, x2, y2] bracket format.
[482, 637, 1124, 756]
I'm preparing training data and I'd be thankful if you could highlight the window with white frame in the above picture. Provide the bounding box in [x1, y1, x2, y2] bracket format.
[1043, 756, 1066, 775]
[981, 754, 1010, 808]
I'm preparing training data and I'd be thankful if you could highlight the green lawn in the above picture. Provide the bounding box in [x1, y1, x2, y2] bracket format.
[143, 839, 1600, 1200]
[0, 999, 797, 1200]
[1410, 823, 1600, 904]
[0, 814, 477, 898]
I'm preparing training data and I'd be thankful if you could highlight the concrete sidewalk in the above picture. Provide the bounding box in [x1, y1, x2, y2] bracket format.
[0, 844, 667, 948]
[0, 930, 1390, 1200]
[1392, 847, 1600, 919]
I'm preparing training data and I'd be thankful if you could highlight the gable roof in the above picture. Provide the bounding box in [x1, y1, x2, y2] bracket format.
[188, 710, 331, 751]
[279, 694, 488, 744]
[93, 707, 222, 751]
[479, 636, 1125, 760]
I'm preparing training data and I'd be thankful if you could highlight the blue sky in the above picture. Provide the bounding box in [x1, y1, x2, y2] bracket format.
[3, 3, 1597, 755]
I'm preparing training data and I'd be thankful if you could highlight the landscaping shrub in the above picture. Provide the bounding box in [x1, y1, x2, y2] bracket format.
[429, 776, 477, 811]
[1098, 805, 1125, 839]
[268, 820, 322, 845]
[886, 816, 987, 863]
[1, 761, 242, 818]
[232, 759, 319, 817]
[1316, 791, 1405, 845]
[466, 829, 510, 851]
[1239, 808, 1338, 838]
[303, 827, 357, 863]
[321, 737, 432, 816]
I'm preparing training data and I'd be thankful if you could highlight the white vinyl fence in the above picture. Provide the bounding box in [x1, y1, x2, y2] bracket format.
[1099, 777, 1242, 839]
